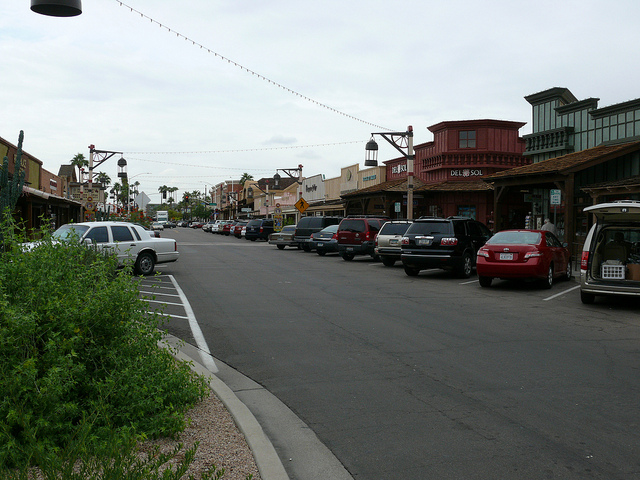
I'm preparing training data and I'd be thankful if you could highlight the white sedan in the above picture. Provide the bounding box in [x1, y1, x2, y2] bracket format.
[49, 221, 179, 275]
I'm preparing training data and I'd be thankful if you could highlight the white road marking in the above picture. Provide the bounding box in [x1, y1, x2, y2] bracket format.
[167, 274, 218, 372]
[459, 279, 478, 285]
[543, 285, 580, 301]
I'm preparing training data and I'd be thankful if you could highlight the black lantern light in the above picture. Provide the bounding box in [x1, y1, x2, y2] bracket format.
[31, 0, 82, 17]
[365, 137, 379, 166]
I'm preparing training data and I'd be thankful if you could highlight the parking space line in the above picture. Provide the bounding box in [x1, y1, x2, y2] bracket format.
[543, 285, 580, 301]
[139, 290, 182, 298]
[144, 298, 185, 307]
[459, 279, 478, 285]
[151, 311, 190, 320]
[167, 275, 218, 373]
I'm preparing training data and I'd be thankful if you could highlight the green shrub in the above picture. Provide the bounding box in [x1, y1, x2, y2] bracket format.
[0, 226, 209, 471]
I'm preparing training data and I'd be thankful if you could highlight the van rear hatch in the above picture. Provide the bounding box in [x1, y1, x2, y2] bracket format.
[584, 202, 640, 222]
[338, 219, 367, 245]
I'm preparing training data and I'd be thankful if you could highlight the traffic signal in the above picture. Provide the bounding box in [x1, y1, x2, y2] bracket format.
[185, 194, 190, 201]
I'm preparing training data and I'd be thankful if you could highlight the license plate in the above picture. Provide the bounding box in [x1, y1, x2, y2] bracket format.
[389, 239, 399, 245]
[417, 238, 432, 246]
[317, 242, 324, 247]
[499, 253, 514, 260]
[347, 247, 354, 252]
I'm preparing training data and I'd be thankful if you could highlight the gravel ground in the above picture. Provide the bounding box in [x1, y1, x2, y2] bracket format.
[139, 390, 262, 480]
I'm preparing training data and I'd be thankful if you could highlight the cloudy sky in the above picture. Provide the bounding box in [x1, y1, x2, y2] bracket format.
[2, 0, 639, 201]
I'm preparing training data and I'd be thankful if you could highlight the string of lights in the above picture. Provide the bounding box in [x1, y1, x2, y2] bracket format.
[125, 140, 361, 155]
[126, 156, 275, 172]
[114, 0, 391, 131]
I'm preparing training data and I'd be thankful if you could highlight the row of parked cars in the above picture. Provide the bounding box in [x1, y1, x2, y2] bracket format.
[260, 201, 640, 304]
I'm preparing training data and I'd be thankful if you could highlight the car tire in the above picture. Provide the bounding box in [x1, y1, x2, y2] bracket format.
[342, 252, 355, 261]
[302, 244, 311, 252]
[404, 266, 420, 276]
[135, 252, 155, 276]
[458, 252, 473, 278]
[317, 250, 326, 256]
[478, 276, 492, 287]
[564, 260, 572, 280]
[381, 257, 396, 267]
[277, 245, 285, 250]
[542, 264, 554, 289]
[580, 290, 595, 304]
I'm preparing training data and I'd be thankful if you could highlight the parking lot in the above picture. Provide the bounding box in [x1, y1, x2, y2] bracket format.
[149, 227, 640, 479]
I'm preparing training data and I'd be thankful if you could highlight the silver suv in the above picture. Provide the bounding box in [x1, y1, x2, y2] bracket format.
[374, 220, 412, 267]
[580, 200, 640, 304]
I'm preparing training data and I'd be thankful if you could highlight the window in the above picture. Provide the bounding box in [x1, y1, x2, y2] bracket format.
[459, 130, 476, 148]
[85, 226, 108, 243]
[111, 225, 134, 242]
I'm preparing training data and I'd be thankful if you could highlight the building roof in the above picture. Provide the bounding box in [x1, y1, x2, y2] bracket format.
[416, 180, 493, 192]
[483, 141, 640, 181]
[581, 175, 640, 194]
[341, 178, 427, 197]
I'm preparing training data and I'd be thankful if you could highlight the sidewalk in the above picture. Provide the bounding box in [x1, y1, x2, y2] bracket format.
[164, 334, 353, 480]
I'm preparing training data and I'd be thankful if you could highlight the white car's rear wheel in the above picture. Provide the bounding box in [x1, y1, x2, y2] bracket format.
[135, 252, 155, 276]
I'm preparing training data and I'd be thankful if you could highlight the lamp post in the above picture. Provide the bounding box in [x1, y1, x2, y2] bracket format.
[273, 165, 303, 223]
[126, 173, 150, 216]
[247, 182, 271, 218]
[365, 126, 415, 219]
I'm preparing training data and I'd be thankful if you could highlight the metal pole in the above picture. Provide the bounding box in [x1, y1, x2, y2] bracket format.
[407, 126, 414, 220]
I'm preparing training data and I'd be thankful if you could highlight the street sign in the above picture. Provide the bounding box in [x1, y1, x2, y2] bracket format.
[241, 208, 252, 212]
[550, 189, 561, 205]
[295, 197, 309, 214]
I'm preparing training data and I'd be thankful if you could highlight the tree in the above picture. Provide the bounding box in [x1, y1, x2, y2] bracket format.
[95, 172, 111, 188]
[158, 185, 169, 202]
[70, 153, 88, 182]
[239, 172, 254, 186]
[0, 130, 26, 247]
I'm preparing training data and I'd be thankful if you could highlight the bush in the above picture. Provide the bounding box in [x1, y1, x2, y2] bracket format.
[0, 225, 209, 471]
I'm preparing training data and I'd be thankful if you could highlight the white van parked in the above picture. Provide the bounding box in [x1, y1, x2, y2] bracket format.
[580, 200, 640, 303]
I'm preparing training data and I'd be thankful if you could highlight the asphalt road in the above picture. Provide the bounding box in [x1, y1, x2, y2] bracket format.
[152, 227, 640, 480]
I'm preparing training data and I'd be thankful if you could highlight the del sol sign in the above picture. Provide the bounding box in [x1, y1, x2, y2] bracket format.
[451, 168, 483, 177]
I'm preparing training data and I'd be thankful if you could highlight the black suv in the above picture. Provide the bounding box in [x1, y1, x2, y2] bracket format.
[337, 216, 390, 261]
[245, 219, 274, 241]
[294, 216, 342, 251]
[401, 216, 492, 277]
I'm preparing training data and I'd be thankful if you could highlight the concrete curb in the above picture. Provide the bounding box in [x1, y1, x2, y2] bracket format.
[164, 335, 289, 480]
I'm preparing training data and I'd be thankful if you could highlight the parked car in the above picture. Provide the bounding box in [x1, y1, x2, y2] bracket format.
[476, 229, 571, 288]
[294, 216, 342, 251]
[151, 222, 164, 231]
[268, 225, 298, 250]
[580, 200, 640, 304]
[39, 221, 179, 276]
[233, 221, 248, 238]
[222, 221, 238, 236]
[401, 216, 492, 277]
[202, 221, 215, 232]
[310, 224, 340, 256]
[190, 221, 204, 228]
[337, 216, 389, 261]
[245, 219, 274, 241]
[375, 220, 413, 267]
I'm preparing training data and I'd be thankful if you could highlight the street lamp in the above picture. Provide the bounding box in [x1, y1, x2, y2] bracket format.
[247, 181, 272, 218]
[31, 0, 82, 17]
[365, 126, 415, 219]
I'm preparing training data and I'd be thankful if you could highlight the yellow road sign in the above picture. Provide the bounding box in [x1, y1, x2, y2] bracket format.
[295, 197, 309, 214]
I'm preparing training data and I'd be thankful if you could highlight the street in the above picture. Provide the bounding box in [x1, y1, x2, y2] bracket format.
[152, 227, 640, 479]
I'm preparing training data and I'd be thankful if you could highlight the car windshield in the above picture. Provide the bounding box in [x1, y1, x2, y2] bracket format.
[52, 224, 90, 242]
[282, 225, 296, 232]
[380, 223, 411, 235]
[487, 231, 541, 245]
[320, 224, 339, 234]
[339, 219, 366, 233]
[408, 222, 451, 235]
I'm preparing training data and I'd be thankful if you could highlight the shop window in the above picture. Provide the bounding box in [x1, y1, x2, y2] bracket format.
[458, 205, 476, 220]
[459, 130, 476, 148]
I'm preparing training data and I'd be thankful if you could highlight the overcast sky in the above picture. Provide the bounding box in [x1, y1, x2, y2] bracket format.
[2, 0, 639, 201]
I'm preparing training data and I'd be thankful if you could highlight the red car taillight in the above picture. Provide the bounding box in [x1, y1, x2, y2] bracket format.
[477, 248, 489, 258]
[581, 251, 589, 269]
[332, 233, 338, 240]
[524, 250, 543, 259]
[260, 227, 264, 233]
[441, 237, 458, 246]
[401, 237, 409, 245]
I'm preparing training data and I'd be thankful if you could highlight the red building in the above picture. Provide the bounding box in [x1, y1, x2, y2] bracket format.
[381, 119, 530, 227]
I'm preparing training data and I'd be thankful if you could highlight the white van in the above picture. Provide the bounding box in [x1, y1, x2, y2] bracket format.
[580, 200, 640, 304]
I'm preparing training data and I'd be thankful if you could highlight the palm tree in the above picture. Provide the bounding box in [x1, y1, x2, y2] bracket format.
[158, 185, 169, 202]
[239, 172, 254, 186]
[71, 153, 88, 182]
[95, 172, 111, 189]
[168, 187, 179, 206]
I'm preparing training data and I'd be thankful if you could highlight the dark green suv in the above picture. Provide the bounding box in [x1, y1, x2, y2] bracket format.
[400, 216, 492, 277]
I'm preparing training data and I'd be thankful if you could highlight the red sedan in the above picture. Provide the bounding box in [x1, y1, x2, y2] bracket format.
[476, 230, 572, 289]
